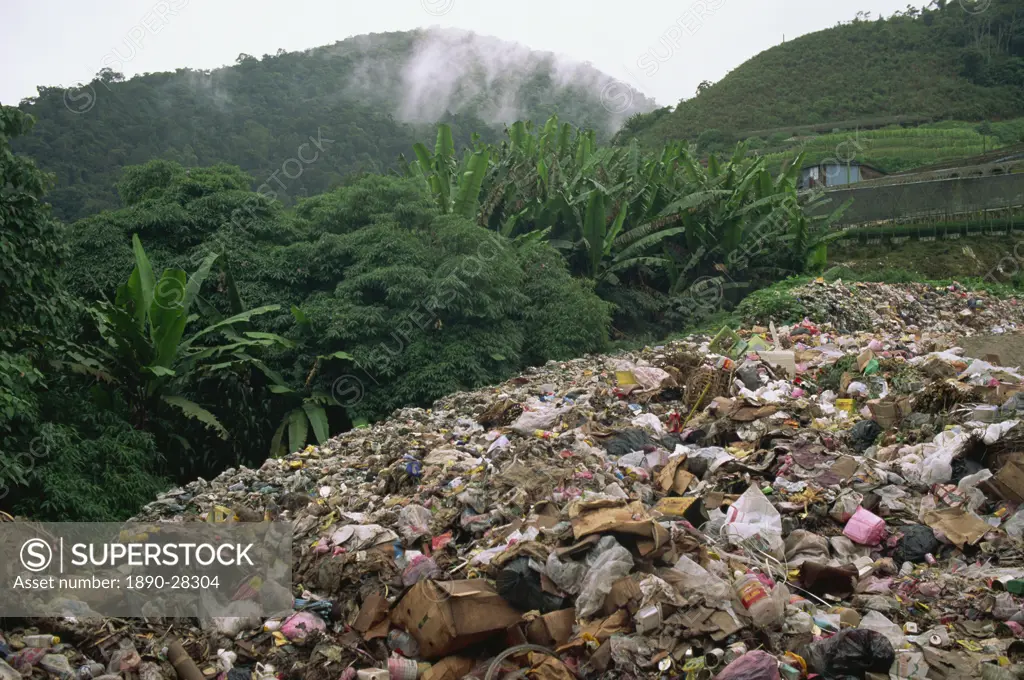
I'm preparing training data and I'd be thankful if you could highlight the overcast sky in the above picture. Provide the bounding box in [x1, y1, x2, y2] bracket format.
[1, 0, 918, 107]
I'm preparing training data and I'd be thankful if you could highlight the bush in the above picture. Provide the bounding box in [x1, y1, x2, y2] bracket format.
[516, 241, 612, 363]
[16, 399, 169, 521]
[736, 284, 808, 325]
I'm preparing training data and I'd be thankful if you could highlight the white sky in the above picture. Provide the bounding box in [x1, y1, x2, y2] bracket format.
[1, 0, 917, 107]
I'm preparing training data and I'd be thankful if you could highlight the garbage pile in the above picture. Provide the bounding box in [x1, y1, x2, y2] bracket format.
[777, 279, 1024, 335]
[5, 279, 1024, 680]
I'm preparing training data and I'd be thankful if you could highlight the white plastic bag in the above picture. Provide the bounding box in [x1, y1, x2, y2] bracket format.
[859, 610, 905, 648]
[671, 555, 731, 601]
[957, 469, 994, 513]
[725, 485, 783, 541]
[510, 398, 573, 435]
[397, 504, 432, 543]
[576, 539, 634, 618]
[724, 485, 785, 559]
[1005, 508, 1024, 541]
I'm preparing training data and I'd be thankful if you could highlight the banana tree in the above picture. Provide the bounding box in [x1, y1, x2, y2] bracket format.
[66, 234, 291, 440]
[260, 305, 354, 457]
[405, 124, 491, 220]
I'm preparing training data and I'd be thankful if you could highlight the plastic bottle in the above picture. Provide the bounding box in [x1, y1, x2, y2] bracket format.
[734, 571, 780, 628]
[24, 634, 59, 648]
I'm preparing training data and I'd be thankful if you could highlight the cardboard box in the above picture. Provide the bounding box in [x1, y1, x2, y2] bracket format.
[987, 453, 1024, 503]
[652, 496, 706, 527]
[525, 609, 576, 647]
[867, 396, 912, 429]
[391, 580, 523, 659]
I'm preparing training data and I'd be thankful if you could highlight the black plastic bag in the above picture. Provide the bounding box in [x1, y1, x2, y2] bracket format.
[893, 524, 939, 564]
[803, 628, 895, 678]
[602, 428, 660, 457]
[496, 557, 566, 613]
[850, 420, 882, 452]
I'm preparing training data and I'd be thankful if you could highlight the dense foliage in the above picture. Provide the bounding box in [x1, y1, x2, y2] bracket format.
[0, 108, 168, 520]
[12, 28, 655, 223]
[404, 117, 849, 337]
[624, 1, 1024, 145]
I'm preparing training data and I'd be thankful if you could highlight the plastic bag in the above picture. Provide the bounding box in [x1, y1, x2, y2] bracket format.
[892, 525, 939, 563]
[671, 555, 731, 601]
[402, 555, 441, 587]
[398, 504, 432, 543]
[1005, 508, 1024, 541]
[496, 557, 566, 613]
[830, 490, 864, 523]
[957, 468, 994, 513]
[725, 485, 784, 557]
[510, 399, 573, 435]
[920, 447, 955, 485]
[858, 610, 905, 647]
[849, 419, 881, 452]
[576, 539, 634, 618]
[716, 650, 781, 680]
[803, 628, 895, 677]
[703, 507, 727, 539]
[630, 412, 664, 433]
[280, 611, 327, 642]
[546, 552, 587, 595]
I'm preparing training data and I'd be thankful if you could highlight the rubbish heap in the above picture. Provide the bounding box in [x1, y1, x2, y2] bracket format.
[5, 279, 1024, 680]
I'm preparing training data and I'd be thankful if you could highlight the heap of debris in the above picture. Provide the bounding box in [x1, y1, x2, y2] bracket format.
[4, 279, 1024, 680]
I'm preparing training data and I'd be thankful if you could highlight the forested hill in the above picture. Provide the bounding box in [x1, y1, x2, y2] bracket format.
[11, 27, 656, 222]
[622, 0, 1024, 145]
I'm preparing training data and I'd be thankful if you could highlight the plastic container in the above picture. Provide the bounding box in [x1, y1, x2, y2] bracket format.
[388, 655, 418, 680]
[733, 571, 780, 628]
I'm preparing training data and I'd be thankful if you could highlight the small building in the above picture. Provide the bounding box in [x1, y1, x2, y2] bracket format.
[798, 161, 885, 190]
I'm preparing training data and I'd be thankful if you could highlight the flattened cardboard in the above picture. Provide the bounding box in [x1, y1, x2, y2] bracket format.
[529, 655, 575, 680]
[857, 349, 875, 372]
[759, 350, 797, 378]
[657, 457, 695, 495]
[602, 577, 642, 616]
[391, 580, 523, 659]
[570, 500, 669, 554]
[525, 608, 576, 647]
[556, 610, 629, 652]
[353, 592, 389, 638]
[922, 507, 990, 549]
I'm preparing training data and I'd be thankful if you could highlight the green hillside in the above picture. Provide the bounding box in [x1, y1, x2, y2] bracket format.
[622, 0, 1024, 146]
[755, 118, 1024, 174]
[10, 28, 655, 222]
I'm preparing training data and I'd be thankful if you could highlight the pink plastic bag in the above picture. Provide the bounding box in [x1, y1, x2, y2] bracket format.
[716, 650, 781, 680]
[843, 506, 887, 545]
[281, 611, 327, 641]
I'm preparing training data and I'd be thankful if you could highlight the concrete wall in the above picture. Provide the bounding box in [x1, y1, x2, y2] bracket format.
[812, 172, 1024, 226]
